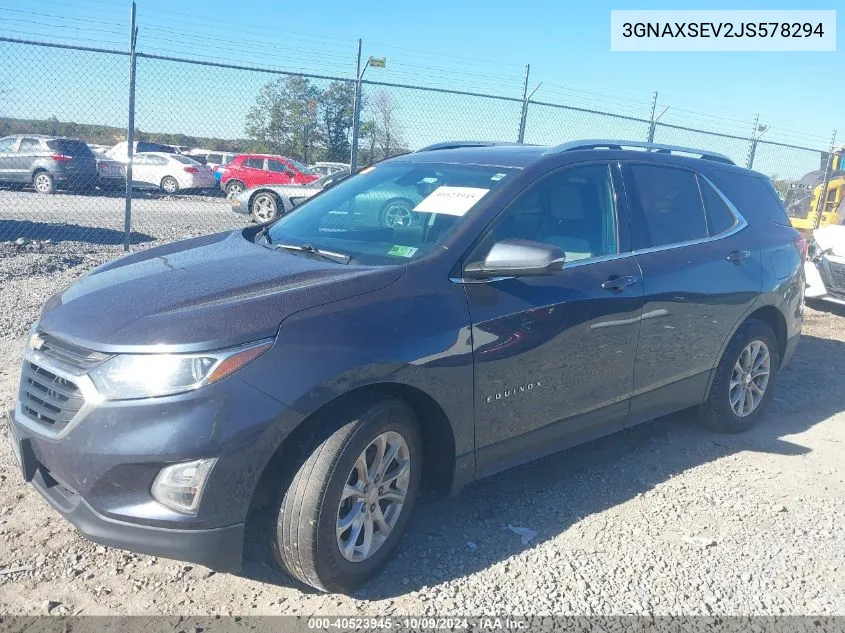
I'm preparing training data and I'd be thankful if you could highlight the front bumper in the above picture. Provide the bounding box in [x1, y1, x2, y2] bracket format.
[230, 192, 250, 215]
[9, 348, 303, 570]
[16, 428, 244, 571]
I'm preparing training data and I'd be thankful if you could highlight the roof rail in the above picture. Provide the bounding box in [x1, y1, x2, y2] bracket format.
[416, 140, 528, 152]
[544, 139, 735, 165]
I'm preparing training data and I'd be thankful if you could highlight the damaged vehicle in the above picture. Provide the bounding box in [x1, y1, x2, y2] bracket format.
[805, 223, 845, 307]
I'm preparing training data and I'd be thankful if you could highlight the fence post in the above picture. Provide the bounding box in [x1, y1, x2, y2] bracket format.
[813, 129, 839, 231]
[517, 64, 530, 143]
[647, 90, 657, 143]
[123, 1, 138, 253]
[745, 113, 760, 169]
[349, 39, 363, 172]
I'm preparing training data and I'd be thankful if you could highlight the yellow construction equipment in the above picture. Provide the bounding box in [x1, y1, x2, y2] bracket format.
[787, 147, 844, 233]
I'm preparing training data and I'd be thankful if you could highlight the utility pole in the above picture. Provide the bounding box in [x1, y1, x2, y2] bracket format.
[813, 129, 839, 231]
[123, 1, 138, 253]
[349, 39, 363, 172]
[517, 64, 530, 143]
[647, 90, 658, 143]
[746, 113, 760, 169]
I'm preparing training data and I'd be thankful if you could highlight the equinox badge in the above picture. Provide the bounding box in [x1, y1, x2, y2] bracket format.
[486, 381, 542, 403]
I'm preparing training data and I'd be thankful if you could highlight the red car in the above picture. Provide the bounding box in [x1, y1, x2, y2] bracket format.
[220, 154, 319, 196]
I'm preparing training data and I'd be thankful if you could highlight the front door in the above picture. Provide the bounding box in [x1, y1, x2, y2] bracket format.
[620, 162, 762, 422]
[0, 137, 18, 181]
[463, 162, 644, 476]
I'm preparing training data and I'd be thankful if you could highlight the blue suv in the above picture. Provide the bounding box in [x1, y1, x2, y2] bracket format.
[9, 140, 804, 593]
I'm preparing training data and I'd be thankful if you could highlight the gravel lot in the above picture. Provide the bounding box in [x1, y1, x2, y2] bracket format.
[0, 220, 843, 616]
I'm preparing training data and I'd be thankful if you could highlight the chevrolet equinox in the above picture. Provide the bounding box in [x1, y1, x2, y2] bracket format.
[9, 140, 804, 593]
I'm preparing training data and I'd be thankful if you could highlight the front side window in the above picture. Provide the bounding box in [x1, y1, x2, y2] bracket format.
[266, 162, 515, 265]
[625, 164, 707, 249]
[482, 163, 618, 262]
[286, 158, 315, 175]
[267, 160, 290, 174]
[244, 158, 264, 169]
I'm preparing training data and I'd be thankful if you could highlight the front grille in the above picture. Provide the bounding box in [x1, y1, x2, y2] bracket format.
[828, 261, 845, 296]
[20, 362, 84, 431]
[37, 333, 109, 372]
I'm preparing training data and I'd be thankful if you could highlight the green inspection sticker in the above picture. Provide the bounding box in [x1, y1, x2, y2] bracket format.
[387, 245, 418, 258]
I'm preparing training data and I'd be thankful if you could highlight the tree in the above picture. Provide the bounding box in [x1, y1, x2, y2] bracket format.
[368, 90, 407, 161]
[244, 75, 321, 162]
[320, 81, 355, 162]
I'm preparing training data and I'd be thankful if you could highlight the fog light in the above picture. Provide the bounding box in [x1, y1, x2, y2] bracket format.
[151, 458, 216, 515]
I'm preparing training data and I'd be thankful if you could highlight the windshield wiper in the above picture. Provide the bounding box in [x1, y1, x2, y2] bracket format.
[272, 243, 352, 264]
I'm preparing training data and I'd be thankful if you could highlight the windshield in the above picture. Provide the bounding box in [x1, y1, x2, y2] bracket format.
[286, 158, 316, 175]
[266, 161, 515, 265]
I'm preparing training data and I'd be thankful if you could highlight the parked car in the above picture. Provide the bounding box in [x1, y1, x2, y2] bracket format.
[219, 154, 319, 196]
[0, 135, 98, 194]
[129, 152, 215, 193]
[805, 222, 845, 306]
[230, 169, 351, 222]
[311, 161, 350, 177]
[10, 139, 804, 594]
[93, 152, 125, 190]
[105, 141, 178, 163]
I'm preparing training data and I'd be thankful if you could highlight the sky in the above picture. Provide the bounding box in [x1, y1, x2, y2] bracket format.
[0, 0, 841, 178]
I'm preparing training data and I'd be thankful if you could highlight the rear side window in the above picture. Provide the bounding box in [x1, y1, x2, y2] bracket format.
[698, 176, 737, 236]
[704, 170, 791, 227]
[0, 138, 16, 152]
[19, 138, 41, 152]
[46, 139, 92, 156]
[624, 164, 707, 249]
[244, 158, 263, 169]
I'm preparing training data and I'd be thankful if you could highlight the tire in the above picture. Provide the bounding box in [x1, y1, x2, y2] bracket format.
[378, 198, 414, 228]
[251, 192, 280, 223]
[699, 318, 780, 433]
[161, 176, 179, 194]
[225, 180, 245, 197]
[32, 171, 55, 195]
[273, 398, 422, 593]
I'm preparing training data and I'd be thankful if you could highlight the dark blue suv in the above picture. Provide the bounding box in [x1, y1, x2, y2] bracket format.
[9, 140, 804, 593]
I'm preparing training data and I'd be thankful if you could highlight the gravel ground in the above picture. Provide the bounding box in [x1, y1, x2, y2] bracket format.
[0, 234, 843, 617]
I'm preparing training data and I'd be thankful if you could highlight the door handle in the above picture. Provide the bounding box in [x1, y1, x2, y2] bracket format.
[726, 249, 751, 264]
[601, 275, 638, 292]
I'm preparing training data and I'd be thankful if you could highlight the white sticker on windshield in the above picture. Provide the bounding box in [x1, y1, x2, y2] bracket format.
[491, 173, 507, 181]
[412, 186, 490, 217]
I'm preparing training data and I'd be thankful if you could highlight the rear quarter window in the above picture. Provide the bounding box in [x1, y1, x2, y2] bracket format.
[704, 169, 791, 227]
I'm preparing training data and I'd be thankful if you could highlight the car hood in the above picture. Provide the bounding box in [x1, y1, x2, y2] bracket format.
[38, 230, 404, 352]
[813, 224, 845, 258]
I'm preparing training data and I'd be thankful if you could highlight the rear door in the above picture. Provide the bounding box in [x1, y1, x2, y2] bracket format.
[240, 157, 266, 188]
[466, 162, 644, 475]
[622, 162, 761, 423]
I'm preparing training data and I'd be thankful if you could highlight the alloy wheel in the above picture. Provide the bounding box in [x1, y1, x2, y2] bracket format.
[252, 194, 277, 222]
[729, 340, 771, 417]
[34, 173, 52, 193]
[336, 431, 410, 563]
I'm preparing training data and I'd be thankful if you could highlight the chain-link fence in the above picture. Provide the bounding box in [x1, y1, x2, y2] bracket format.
[0, 36, 833, 250]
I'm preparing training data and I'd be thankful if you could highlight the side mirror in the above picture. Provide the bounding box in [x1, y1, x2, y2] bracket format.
[464, 239, 565, 279]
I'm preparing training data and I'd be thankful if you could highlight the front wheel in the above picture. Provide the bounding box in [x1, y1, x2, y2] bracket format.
[699, 318, 780, 433]
[273, 399, 421, 593]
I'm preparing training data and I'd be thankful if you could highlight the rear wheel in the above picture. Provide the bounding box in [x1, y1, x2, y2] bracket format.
[251, 192, 280, 223]
[33, 171, 55, 194]
[225, 180, 244, 197]
[161, 176, 179, 194]
[699, 318, 780, 433]
[273, 399, 421, 593]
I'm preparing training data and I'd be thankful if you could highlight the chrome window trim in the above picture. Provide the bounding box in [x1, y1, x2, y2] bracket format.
[630, 173, 748, 256]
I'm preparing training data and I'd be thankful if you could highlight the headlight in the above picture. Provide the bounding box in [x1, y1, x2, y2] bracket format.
[89, 339, 272, 400]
